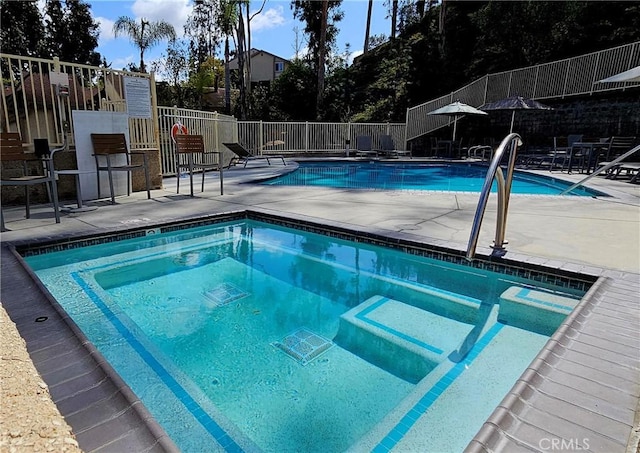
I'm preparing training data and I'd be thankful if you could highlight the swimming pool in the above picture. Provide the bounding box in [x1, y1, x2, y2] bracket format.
[260, 161, 606, 196]
[22, 213, 594, 452]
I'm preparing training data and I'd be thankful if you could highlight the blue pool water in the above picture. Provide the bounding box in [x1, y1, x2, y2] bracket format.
[260, 161, 605, 196]
[25, 218, 586, 452]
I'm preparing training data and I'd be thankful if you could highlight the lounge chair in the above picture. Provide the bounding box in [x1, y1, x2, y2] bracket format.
[593, 136, 637, 172]
[223, 142, 286, 168]
[354, 135, 378, 157]
[1, 132, 61, 230]
[595, 143, 640, 181]
[175, 134, 223, 196]
[378, 134, 412, 158]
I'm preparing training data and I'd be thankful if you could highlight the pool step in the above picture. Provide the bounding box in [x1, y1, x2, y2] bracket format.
[498, 286, 580, 336]
[334, 295, 474, 384]
[376, 278, 483, 325]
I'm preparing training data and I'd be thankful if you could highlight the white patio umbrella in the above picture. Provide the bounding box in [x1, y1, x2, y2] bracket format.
[427, 101, 488, 141]
[596, 66, 640, 83]
[480, 95, 553, 132]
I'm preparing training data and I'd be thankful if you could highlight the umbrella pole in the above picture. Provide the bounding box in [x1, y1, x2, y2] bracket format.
[452, 116, 458, 142]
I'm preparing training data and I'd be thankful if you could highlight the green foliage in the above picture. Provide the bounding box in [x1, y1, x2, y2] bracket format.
[184, 0, 222, 70]
[0, 0, 45, 58]
[268, 59, 317, 121]
[291, 0, 344, 70]
[52, 0, 100, 66]
[347, 0, 640, 122]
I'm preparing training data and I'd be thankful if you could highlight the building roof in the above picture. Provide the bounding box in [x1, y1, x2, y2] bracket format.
[228, 48, 290, 65]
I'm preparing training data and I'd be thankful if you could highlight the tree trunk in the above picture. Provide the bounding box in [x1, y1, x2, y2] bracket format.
[391, 0, 398, 39]
[245, 2, 252, 102]
[316, 0, 328, 120]
[364, 0, 373, 53]
[439, 0, 446, 55]
[236, 4, 247, 119]
[417, 0, 425, 18]
[224, 37, 231, 114]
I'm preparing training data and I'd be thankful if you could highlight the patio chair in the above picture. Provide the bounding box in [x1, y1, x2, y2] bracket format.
[223, 142, 286, 168]
[91, 133, 151, 204]
[378, 134, 412, 158]
[430, 137, 454, 158]
[550, 134, 583, 171]
[1, 132, 60, 230]
[355, 135, 377, 157]
[175, 134, 223, 196]
[598, 136, 637, 162]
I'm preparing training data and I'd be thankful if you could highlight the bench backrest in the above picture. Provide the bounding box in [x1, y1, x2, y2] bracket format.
[0, 132, 26, 161]
[175, 134, 205, 154]
[91, 133, 129, 155]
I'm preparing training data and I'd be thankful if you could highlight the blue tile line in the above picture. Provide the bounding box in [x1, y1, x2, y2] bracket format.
[355, 297, 444, 355]
[515, 288, 574, 312]
[70, 272, 244, 453]
[372, 322, 504, 452]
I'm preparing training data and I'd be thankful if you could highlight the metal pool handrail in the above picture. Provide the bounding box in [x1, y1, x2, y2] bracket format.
[559, 144, 640, 195]
[466, 133, 523, 261]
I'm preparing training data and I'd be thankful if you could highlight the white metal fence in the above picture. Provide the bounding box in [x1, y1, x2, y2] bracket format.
[158, 106, 238, 174]
[237, 121, 407, 155]
[3, 42, 638, 176]
[0, 53, 157, 149]
[406, 41, 640, 141]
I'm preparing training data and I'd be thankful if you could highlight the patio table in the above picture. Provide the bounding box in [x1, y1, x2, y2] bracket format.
[566, 141, 609, 174]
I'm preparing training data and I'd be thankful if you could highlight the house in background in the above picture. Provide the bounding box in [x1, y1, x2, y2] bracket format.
[228, 49, 290, 87]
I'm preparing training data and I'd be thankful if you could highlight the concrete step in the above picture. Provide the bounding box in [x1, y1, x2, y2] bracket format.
[498, 286, 580, 336]
[334, 295, 475, 383]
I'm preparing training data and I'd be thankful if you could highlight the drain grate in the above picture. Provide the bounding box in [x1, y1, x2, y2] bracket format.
[203, 283, 249, 307]
[273, 328, 333, 365]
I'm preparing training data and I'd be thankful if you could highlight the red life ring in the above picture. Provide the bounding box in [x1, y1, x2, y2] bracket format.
[171, 123, 188, 142]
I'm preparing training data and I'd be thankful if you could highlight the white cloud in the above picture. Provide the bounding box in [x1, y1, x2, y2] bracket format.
[95, 16, 116, 41]
[111, 55, 135, 70]
[349, 50, 363, 64]
[131, 0, 192, 38]
[250, 6, 286, 32]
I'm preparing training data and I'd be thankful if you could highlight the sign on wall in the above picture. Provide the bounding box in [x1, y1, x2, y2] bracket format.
[123, 76, 152, 119]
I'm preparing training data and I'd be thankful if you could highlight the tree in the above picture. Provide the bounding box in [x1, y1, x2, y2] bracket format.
[218, 0, 238, 114]
[291, 0, 343, 119]
[42, 0, 100, 65]
[186, 0, 221, 70]
[270, 59, 316, 121]
[0, 0, 45, 58]
[151, 39, 190, 106]
[292, 0, 343, 66]
[316, 0, 329, 119]
[390, 0, 398, 39]
[113, 16, 176, 73]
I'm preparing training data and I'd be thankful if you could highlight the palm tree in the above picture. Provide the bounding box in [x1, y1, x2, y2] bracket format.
[113, 16, 176, 73]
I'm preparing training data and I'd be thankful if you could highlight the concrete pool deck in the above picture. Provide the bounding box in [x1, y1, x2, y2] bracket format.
[1, 159, 639, 452]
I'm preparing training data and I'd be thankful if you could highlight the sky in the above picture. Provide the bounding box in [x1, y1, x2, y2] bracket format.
[87, 0, 392, 73]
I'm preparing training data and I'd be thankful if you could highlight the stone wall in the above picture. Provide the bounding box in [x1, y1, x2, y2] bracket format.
[414, 88, 640, 154]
